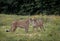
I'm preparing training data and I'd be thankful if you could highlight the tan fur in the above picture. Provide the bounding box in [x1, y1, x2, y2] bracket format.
[10, 19, 30, 32]
[31, 18, 44, 31]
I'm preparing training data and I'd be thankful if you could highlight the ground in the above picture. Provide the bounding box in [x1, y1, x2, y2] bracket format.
[0, 14, 60, 41]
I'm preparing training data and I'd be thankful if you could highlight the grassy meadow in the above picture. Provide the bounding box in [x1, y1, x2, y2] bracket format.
[0, 14, 60, 41]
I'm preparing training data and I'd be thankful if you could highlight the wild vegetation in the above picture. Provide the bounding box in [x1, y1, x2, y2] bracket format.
[0, 0, 60, 15]
[0, 14, 60, 41]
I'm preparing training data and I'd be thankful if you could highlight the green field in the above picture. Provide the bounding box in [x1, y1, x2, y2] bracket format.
[0, 14, 60, 41]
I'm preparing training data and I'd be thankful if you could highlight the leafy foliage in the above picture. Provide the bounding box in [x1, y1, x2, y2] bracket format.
[0, 0, 60, 15]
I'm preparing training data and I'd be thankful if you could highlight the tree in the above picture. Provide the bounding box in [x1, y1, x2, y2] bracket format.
[0, 0, 60, 15]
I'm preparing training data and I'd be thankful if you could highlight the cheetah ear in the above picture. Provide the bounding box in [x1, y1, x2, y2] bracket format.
[30, 18, 32, 20]
[30, 18, 34, 21]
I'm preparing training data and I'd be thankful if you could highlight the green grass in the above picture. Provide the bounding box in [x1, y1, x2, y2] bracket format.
[0, 14, 60, 41]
